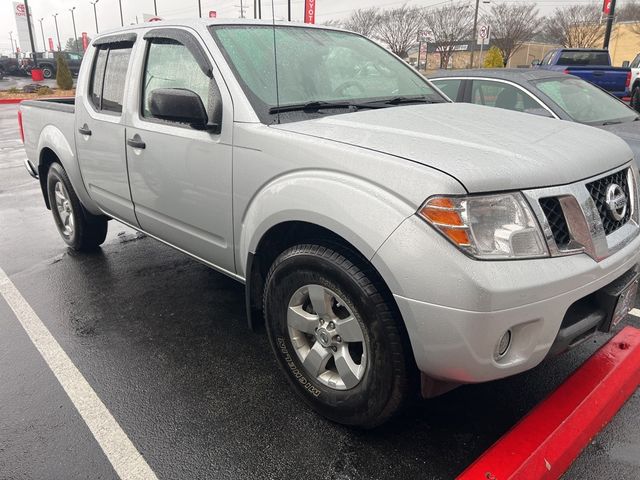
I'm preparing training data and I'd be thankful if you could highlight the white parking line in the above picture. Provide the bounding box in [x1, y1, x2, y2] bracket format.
[629, 308, 640, 318]
[0, 267, 158, 480]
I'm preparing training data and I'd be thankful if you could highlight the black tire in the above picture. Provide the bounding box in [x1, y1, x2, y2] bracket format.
[41, 65, 54, 79]
[46, 162, 107, 251]
[631, 86, 640, 113]
[264, 244, 415, 428]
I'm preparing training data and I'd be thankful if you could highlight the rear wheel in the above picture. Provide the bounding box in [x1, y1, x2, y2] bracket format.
[631, 85, 640, 112]
[47, 163, 107, 250]
[41, 65, 54, 79]
[264, 244, 415, 428]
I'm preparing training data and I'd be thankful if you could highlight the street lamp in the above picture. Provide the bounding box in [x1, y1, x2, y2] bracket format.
[69, 7, 79, 52]
[38, 18, 45, 52]
[8, 31, 15, 56]
[154, 0, 158, 16]
[118, 0, 123, 26]
[52, 13, 61, 51]
[91, 0, 100, 34]
[470, 0, 490, 69]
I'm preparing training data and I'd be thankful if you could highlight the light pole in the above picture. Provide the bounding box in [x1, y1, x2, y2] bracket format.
[38, 18, 45, 51]
[90, 0, 100, 34]
[470, 0, 490, 69]
[70, 7, 79, 52]
[118, 0, 123, 26]
[9, 31, 15, 56]
[198, 0, 202, 18]
[24, 0, 38, 67]
[52, 13, 61, 51]
[154, 0, 158, 16]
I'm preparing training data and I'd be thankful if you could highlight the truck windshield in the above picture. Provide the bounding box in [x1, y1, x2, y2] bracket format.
[209, 25, 444, 123]
[556, 50, 610, 66]
[534, 77, 638, 125]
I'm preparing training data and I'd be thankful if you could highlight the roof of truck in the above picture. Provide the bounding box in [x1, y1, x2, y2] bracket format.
[429, 68, 568, 83]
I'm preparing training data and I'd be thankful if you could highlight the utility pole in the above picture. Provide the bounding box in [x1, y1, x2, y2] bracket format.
[603, 0, 617, 49]
[38, 18, 45, 51]
[288, 0, 291, 21]
[52, 13, 61, 51]
[24, 0, 38, 67]
[9, 31, 15, 56]
[198, 0, 202, 18]
[258, 0, 262, 19]
[154, 0, 158, 16]
[91, 0, 100, 34]
[70, 7, 79, 52]
[470, 0, 480, 68]
[254, 0, 257, 19]
[236, 0, 247, 18]
[118, 0, 123, 26]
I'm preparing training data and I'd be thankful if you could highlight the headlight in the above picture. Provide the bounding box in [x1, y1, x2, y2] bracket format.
[418, 193, 548, 259]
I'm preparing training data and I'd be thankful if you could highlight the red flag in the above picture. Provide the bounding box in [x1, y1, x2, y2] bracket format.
[82, 32, 88, 51]
[304, 0, 316, 24]
[48, 37, 54, 51]
[603, 0, 612, 14]
[209, 11, 217, 18]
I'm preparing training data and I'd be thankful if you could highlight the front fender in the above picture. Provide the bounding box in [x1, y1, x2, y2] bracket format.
[237, 170, 417, 277]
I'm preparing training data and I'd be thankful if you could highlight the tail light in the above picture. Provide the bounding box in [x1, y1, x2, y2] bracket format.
[626, 70, 632, 89]
[17, 109, 24, 143]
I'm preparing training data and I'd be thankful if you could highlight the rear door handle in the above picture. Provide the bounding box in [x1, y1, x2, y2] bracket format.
[127, 136, 146, 149]
[78, 124, 92, 136]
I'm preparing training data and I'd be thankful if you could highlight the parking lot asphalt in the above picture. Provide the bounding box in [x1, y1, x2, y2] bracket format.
[0, 102, 639, 480]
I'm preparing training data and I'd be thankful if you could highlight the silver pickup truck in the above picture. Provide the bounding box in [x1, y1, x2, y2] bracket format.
[19, 19, 640, 427]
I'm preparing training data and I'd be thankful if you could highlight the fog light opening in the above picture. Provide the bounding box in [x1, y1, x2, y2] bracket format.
[495, 330, 512, 360]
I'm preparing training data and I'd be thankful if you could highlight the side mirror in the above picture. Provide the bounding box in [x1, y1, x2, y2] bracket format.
[149, 88, 219, 132]
[531, 59, 540, 67]
[623, 60, 630, 67]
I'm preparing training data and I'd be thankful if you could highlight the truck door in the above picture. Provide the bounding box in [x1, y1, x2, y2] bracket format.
[125, 28, 235, 273]
[75, 35, 138, 226]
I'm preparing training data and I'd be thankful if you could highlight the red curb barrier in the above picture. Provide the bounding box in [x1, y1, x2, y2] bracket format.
[457, 326, 640, 480]
[0, 98, 26, 104]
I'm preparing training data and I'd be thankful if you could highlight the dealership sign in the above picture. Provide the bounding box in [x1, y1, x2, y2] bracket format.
[13, 2, 36, 53]
[603, 0, 612, 15]
[304, 0, 316, 24]
[82, 32, 89, 51]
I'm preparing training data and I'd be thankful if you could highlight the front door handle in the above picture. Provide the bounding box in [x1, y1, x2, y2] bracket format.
[78, 124, 92, 136]
[127, 136, 146, 149]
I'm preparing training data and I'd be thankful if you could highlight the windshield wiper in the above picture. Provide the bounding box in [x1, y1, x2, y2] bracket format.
[269, 101, 357, 114]
[602, 120, 623, 125]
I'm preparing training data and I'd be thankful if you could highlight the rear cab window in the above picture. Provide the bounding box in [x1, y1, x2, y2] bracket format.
[88, 35, 135, 115]
[556, 50, 610, 66]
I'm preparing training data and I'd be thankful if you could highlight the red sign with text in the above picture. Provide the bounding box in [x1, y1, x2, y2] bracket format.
[209, 11, 217, 18]
[48, 37, 54, 51]
[603, 0, 612, 14]
[82, 32, 88, 51]
[304, 0, 316, 24]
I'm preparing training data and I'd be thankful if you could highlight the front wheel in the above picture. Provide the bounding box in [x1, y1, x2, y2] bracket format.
[41, 65, 54, 79]
[631, 86, 640, 113]
[47, 163, 107, 251]
[264, 244, 415, 428]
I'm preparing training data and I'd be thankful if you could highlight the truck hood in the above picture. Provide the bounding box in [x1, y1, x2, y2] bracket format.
[599, 120, 640, 165]
[274, 103, 632, 192]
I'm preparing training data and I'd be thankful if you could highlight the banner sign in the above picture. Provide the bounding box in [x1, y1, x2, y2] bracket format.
[304, 0, 315, 24]
[82, 32, 89, 51]
[48, 37, 54, 51]
[209, 11, 217, 18]
[603, 0, 612, 15]
[13, 2, 36, 53]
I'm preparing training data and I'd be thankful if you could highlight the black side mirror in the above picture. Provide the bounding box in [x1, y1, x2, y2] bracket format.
[149, 88, 218, 132]
[623, 60, 630, 68]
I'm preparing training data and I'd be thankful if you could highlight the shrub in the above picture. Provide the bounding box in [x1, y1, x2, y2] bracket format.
[7, 87, 21, 94]
[56, 54, 73, 90]
[483, 46, 504, 68]
[36, 86, 53, 96]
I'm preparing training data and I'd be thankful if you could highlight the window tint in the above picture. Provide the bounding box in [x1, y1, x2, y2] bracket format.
[101, 48, 132, 113]
[142, 40, 211, 120]
[89, 48, 108, 110]
[556, 50, 610, 66]
[471, 80, 541, 113]
[432, 79, 462, 100]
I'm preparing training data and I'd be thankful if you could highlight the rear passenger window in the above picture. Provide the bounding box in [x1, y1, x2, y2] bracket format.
[432, 79, 462, 101]
[88, 45, 132, 114]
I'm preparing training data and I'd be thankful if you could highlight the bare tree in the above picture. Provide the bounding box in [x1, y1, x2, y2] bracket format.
[343, 8, 380, 38]
[617, 0, 640, 36]
[321, 19, 343, 28]
[376, 4, 424, 58]
[484, 3, 539, 66]
[543, 3, 604, 48]
[423, 2, 474, 68]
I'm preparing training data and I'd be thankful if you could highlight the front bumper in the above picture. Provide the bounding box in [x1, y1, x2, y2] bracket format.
[372, 215, 640, 383]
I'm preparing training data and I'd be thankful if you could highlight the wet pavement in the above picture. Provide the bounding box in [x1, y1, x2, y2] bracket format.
[0, 102, 638, 479]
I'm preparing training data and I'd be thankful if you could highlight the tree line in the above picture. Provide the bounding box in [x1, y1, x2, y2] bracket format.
[328, 1, 640, 68]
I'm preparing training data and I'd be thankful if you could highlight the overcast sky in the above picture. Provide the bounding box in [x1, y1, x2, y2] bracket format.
[0, 0, 630, 54]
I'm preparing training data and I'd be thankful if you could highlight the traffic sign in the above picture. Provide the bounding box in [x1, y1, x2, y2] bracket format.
[477, 25, 490, 45]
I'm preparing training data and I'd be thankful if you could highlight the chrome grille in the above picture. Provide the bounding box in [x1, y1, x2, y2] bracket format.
[539, 197, 570, 248]
[585, 169, 631, 235]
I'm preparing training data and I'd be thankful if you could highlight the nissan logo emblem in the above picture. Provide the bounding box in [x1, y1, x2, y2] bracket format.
[605, 183, 627, 221]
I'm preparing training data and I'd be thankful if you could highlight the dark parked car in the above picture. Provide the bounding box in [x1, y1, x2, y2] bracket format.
[0, 55, 22, 77]
[430, 68, 640, 162]
[24, 51, 83, 79]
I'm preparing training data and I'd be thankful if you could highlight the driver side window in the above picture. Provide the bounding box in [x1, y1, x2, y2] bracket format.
[142, 39, 211, 120]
